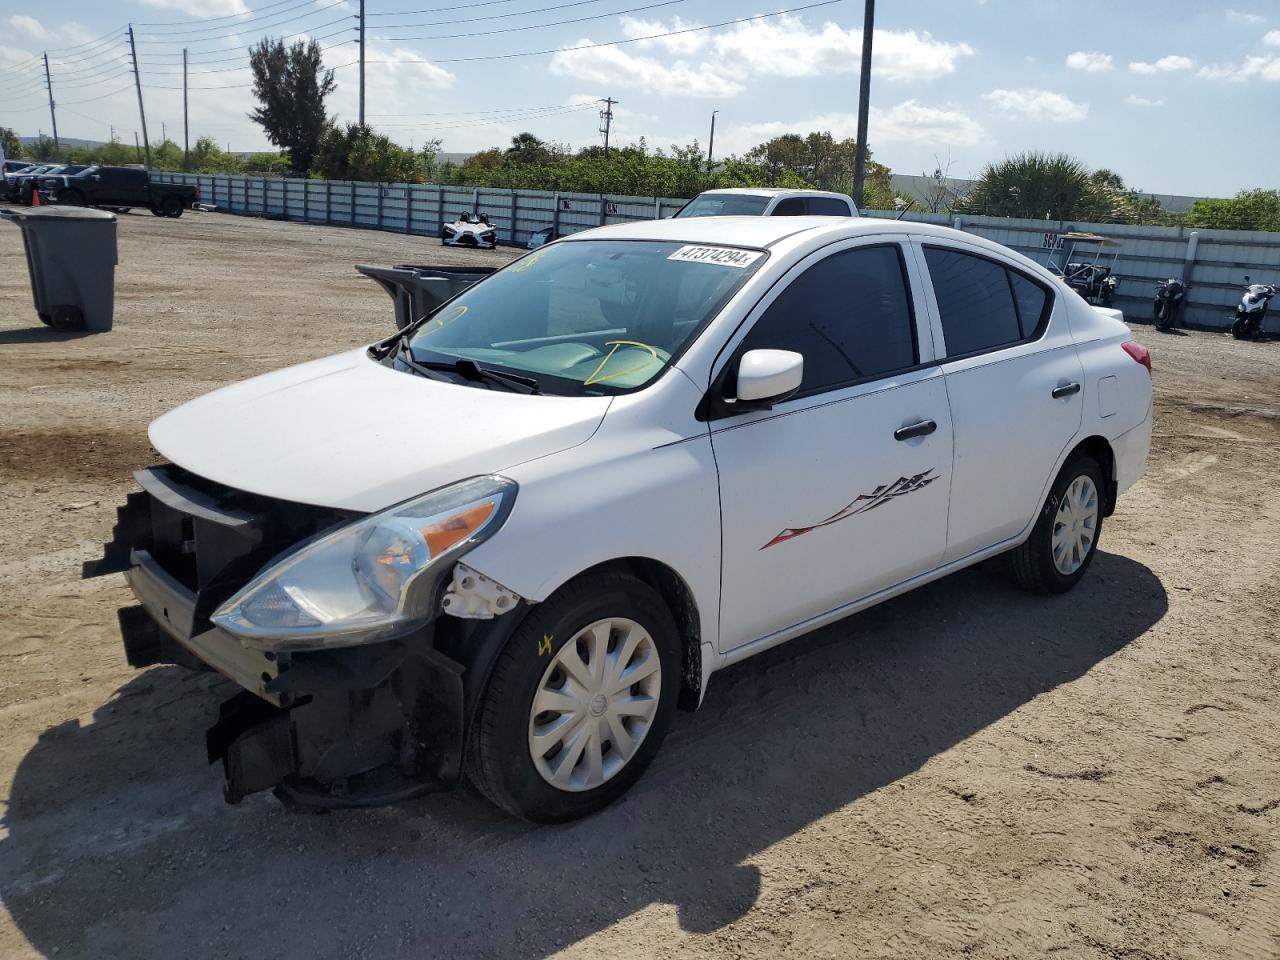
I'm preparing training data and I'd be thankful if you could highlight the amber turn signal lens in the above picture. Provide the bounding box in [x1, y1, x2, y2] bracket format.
[422, 500, 497, 555]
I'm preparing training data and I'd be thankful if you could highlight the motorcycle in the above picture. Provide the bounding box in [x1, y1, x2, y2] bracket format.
[1153, 277, 1186, 332]
[1230, 275, 1276, 340]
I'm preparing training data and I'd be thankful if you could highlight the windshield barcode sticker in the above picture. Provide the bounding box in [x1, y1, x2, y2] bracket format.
[668, 246, 763, 268]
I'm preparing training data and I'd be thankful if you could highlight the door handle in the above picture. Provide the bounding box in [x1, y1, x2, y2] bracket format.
[894, 419, 937, 442]
[1051, 382, 1082, 399]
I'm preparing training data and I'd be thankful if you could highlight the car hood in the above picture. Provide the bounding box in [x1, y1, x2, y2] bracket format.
[149, 348, 611, 512]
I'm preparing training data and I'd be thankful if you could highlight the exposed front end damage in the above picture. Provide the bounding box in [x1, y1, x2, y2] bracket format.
[85, 466, 527, 809]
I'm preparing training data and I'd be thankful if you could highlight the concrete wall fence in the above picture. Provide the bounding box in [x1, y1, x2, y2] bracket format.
[155, 172, 1280, 331]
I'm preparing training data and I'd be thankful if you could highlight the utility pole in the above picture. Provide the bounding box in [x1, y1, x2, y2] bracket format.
[599, 97, 616, 157]
[358, 0, 366, 127]
[707, 109, 718, 168]
[134, 131, 142, 164]
[42, 53, 59, 150]
[162, 121, 167, 143]
[852, 0, 874, 205]
[183, 48, 190, 167]
[127, 25, 152, 168]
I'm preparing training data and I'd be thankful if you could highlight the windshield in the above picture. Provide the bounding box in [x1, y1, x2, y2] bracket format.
[407, 239, 765, 394]
[675, 194, 770, 218]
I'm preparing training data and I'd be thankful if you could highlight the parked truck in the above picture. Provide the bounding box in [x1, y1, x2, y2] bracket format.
[43, 166, 199, 218]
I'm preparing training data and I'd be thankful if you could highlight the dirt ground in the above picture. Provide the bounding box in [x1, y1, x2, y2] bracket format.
[0, 211, 1277, 960]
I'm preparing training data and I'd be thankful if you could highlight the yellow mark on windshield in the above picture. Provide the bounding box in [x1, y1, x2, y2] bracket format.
[510, 249, 547, 273]
[583, 340, 661, 386]
[437, 304, 468, 325]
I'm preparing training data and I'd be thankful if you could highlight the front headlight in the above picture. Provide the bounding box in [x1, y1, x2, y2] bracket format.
[212, 476, 516, 651]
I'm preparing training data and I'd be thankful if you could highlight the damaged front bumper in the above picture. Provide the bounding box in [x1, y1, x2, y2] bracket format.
[86, 466, 516, 810]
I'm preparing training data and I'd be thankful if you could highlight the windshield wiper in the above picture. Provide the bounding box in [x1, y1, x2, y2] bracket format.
[396, 339, 540, 394]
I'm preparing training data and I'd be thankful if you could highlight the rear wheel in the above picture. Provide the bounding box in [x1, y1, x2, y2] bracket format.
[467, 572, 679, 822]
[161, 196, 183, 218]
[48, 305, 85, 332]
[1007, 454, 1104, 594]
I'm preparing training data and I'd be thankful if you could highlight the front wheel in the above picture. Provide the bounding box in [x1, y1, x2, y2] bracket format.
[1154, 301, 1170, 330]
[161, 196, 183, 218]
[1006, 454, 1105, 594]
[1232, 315, 1251, 340]
[467, 572, 680, 822]
[60, 189, 86, 207]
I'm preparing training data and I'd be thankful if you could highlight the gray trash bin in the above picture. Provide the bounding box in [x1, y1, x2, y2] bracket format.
[1, 206, 118, 332]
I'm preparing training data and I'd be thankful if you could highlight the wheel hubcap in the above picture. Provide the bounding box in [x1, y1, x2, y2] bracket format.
[1051, 474, 1099, 575]
[528, 617, 661, 792]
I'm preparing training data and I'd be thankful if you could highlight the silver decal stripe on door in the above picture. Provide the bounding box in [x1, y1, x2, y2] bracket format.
[762, 470, 938, 550]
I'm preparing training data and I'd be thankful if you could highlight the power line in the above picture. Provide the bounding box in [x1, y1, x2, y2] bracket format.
[133, 0, 350, 40]
[374, 0, 848, 56]
[373, 0, 691, 40]
[134, 15, 354, 47]
[373, 0, 615, 28]
[135, 0, 302, 26]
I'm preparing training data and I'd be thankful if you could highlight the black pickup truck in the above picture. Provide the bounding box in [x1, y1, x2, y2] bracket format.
[44, 166, 200, 217]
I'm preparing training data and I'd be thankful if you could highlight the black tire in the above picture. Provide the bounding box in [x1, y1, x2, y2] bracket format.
[48, 305, 85, 332]
[1232, 316, 1250, 340]
[161, 196, 183, 218]
[151, 207, 166, 217]
[1154, 302, 1171, 331]
[61, 189, 86, 207]
[1006, 454, 1105, 594]
[466, 571, 681, 823]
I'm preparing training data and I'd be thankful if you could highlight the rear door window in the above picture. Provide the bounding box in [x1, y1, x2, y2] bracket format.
[923, 247, 1023, 357]
[739, 244, 918, 395]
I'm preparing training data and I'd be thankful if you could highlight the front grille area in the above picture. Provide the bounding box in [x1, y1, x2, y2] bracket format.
[85, 465, 363, 636]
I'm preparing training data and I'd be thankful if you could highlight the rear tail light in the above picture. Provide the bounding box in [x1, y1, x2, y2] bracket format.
[1122, 340, 1152, 376]
[194, 186, 201, 202]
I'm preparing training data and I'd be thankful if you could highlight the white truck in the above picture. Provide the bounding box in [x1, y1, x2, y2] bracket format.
[88, 215, 1152, 822]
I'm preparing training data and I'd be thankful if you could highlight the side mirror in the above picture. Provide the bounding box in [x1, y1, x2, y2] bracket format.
[91, 175, 101, 182]
[736, 349, 804, 405]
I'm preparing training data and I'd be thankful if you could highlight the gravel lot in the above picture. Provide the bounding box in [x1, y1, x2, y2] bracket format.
[1, 211, 1277, 960]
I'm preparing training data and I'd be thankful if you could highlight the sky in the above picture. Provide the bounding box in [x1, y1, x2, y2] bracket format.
[1, 0, 1278, 197]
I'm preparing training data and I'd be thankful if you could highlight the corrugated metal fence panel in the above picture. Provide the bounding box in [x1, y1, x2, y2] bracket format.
[151, 173, 1280, 328]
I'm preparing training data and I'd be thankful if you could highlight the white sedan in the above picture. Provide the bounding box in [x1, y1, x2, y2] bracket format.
[90, 215, 1152, 821]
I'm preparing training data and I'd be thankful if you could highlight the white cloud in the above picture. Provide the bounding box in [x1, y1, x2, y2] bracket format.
[7, 15, 45, 39]
[549, 17, 974, 98]
[982, 88, 1087, 122]
[1265, 29, 1280, 46]
[550, 43, 745, 98]
[709, 100, 983, 155]
[1129, 55, 1195, 74]
[1227, 10, 1265, 24]
[1197, 52, 1280, 82]
[1124, 95, 1164, 107]
[138, 0, 249, 15]
[1065, 51, 1112, 72]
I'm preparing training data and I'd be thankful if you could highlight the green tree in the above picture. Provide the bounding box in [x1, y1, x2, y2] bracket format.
[1184, 189, 1280, 231]
[957, 152, 1092, 219]
[248, 38, 335, 175]
[0, 127, 23, 159]
[315, 123, 436, 182]
[503, 132, 566, 166]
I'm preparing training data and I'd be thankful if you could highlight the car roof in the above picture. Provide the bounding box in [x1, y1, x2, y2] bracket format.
[567, 216, 1058, 275]
[566, 215, 912, 248]
[694, 187, 851, 199]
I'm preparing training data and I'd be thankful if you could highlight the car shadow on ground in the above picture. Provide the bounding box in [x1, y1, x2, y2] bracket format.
[0, 326, 95, 344]
[0, 552, 1167, 959]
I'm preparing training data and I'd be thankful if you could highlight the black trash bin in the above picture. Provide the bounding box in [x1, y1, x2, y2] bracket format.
[1, 206, 118, 332]
[356, 263, 497, 330]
